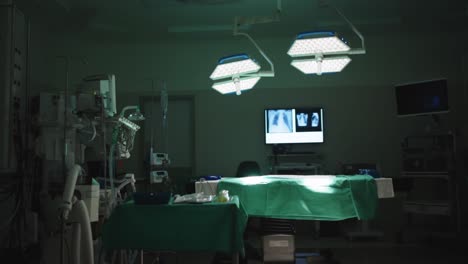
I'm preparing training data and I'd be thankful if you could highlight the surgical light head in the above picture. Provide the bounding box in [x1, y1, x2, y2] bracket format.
[209, 9, 277, 96]
[210, 54, 262, 95]
[212, 75, 261, 95]
[210, 54, 261, 81]
[287, 0, 366, 76]
[290, 56, 351, 75]
[287, 31, 350, 57]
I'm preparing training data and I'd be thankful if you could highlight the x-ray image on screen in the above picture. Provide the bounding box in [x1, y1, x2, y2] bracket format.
[265, 107, 324, 144]
[267, 109, 293, 133]
[311, 112, 319, 127]
[296, 113, 308, 127]
[295, 108, 322, 132]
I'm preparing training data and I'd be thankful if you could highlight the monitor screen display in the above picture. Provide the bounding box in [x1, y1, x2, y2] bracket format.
[395, 79, 449, 117]
[265, 108, 324, 144]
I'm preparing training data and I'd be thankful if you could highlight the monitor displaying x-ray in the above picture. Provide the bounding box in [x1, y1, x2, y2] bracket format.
[265, 108, 324, 144]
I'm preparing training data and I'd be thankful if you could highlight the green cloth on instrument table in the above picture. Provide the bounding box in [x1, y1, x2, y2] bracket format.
[102, 195, 248, 254]
[217, 175, 378, 220]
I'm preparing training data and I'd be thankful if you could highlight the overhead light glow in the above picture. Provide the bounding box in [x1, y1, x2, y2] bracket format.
[212, 76, 261, 95]
[238, 176, 269, 185]
[291, 56, 351, 75]
[209, 54, 261, 80]
[287, 32, 350, 57]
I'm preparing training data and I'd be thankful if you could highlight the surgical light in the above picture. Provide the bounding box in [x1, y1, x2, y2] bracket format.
[287, 0, 365, 76]
[209, 6, 279, 95]
[287, 32, 350, 57]
[291, 56, 351, 75]
[209, 54, 261, 80]
[212, 76, 261, 95]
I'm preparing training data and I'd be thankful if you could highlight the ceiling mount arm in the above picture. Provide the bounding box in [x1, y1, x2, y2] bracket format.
[234, 31, 275, 77]
[277, 0, 282, 13]
[231, 0, 281, 77]
[233, 16, 276, 77]
[325, 0, 366, 54]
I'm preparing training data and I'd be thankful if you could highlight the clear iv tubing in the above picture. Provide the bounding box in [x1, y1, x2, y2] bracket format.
[107, 128, 119, 217]
[160, 81, 168, 151]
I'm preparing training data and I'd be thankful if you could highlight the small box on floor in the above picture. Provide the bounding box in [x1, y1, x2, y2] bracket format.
[263, 234, 295, 263]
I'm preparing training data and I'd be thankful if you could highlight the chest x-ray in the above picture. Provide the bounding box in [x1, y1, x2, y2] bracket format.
[296, 113, 308, 127]
[268, 109, 293, 133]
[311, 112, 319, 127]
[294, 108, 322, 132]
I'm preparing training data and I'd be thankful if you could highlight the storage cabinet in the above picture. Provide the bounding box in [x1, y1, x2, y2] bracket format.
[400, 132, 460, 239]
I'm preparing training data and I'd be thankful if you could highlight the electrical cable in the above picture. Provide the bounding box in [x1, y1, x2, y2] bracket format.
[161, 81, 168, 153]
[79, 115, 97, 142]
[0, 191, 15, 203]
[98, 97, 109, 264]
[128, 250, 138, 264]
[0, 181, 22, 231]
[106, 126, 119, 217]
[98, 242, 103, 264]
[55, 56, 69, 264]
[60, 219, 64, 264]
[89, 119, 97, 142]
[150, 80, 156, 152]
[1, 51, 28, 244]
[1, 177, 24, 250]
[63, 236, 71, 264]
[24, 11, 33, 229]
[0, 180, 17, 194]
[101, 96, 108, 218]
[0, 201, 20, 235]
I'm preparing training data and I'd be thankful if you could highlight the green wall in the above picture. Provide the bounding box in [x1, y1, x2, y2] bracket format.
[10, 12, 464, 238]
[27, 28, 467, 182]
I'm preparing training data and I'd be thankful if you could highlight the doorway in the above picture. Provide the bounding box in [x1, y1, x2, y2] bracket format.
[140, 95, 195, 193]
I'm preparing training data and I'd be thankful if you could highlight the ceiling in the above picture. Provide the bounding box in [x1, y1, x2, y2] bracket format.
[18, 0, 468, 40]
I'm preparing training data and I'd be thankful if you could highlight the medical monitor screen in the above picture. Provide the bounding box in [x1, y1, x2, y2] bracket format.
[265, 108, 324, 144]
[395, 79, 449, 117]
